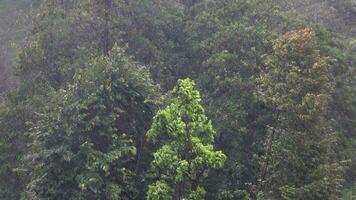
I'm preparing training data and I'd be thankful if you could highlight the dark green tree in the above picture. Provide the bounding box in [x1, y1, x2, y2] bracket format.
[26, 46, 159, 199]
[184, 1, 283, 198]
[256, 29, 343, 199]
[0, 3, 83, 198]
[70, 0, 188, 89]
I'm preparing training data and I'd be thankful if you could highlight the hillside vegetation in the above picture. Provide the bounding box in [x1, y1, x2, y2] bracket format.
[0, 0, 355, 200]
[0, 0, 34, 93]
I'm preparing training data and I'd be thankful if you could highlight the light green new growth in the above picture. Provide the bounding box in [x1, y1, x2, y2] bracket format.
[147, 78, 226, 200]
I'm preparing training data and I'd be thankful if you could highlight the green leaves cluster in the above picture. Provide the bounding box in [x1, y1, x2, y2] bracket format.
[27, 46, 158, 199]
[147, 79, 226, 200]
[257, 29, 343, 199]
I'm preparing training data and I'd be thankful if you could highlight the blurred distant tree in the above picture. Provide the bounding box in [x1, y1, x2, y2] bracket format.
[257, 29, 343, 199]
[274, 0, 356, 36]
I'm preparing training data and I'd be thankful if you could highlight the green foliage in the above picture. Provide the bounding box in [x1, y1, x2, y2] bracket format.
[18, 1, 76, 90]
[274, 0, 356, 36]
[257, 29, 344, 199]
[69, 0, 187, 89]
[147, 181, 172, 200]
[0, 103, 29, 199]
[0, 0, 33, 93]
[0, 0, 355, 199]
[185, 1, 280, 198]
[27, 46, 159, 199]
[0, 83, 46, 200]
[147, 79, 226, 200]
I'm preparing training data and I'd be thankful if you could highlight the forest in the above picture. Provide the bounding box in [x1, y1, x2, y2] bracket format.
[0, 0, 355, 199]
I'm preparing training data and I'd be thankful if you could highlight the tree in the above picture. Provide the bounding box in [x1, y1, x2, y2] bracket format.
[0, 46, 13, 93]
[71, 0, 188, 89]
[1, 1, 184, 198]
[316, 28, 356, 190]
[0, 0, 354, 199]
[273, 0, 356, 36]
[184, 1, 282, 198]
[256, 28, 343, 199]
[17, 0, 79, 90]
[0, 99, 31, 199]
[146, 79, 226, 200]
[26, 46, 159, 199]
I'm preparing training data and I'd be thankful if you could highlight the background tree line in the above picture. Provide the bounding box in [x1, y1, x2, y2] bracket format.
[0, 0, 355, 199]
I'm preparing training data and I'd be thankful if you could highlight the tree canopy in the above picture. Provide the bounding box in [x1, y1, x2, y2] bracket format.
[0, 0, 355, 199]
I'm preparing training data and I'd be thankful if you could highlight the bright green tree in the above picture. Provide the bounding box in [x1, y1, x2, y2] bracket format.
[146, 79, 226, 200]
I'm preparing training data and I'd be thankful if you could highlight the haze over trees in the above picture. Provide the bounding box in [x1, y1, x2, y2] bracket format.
[0, 0, 355, 199]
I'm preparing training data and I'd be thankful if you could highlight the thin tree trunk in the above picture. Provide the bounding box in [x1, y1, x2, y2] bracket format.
[174, 182, 183, 200]
[255, 111, 280, 198]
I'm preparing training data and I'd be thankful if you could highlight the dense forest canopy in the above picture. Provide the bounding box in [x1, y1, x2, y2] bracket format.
[0, 0, 355, 199]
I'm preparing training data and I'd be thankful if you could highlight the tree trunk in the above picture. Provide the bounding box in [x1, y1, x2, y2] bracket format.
[174, 181, 183, 200]
[254, 111, 280, 199]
